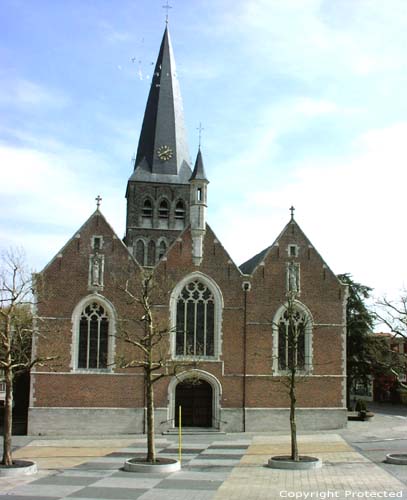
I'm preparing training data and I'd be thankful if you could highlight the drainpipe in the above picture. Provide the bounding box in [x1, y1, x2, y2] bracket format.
[242, 281, 251, 432]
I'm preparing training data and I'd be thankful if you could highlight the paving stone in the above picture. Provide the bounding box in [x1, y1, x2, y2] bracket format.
[156, 479, 223, 490]
[67, 486, 148, 499]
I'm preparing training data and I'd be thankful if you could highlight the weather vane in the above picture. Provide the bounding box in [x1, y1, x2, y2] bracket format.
[163, 0, 172, 25]
[96, 195, 102, 210]
[197, 122, 204, 148]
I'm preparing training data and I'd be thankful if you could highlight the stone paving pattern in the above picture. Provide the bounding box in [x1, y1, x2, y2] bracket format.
[1, 433, 407, 499]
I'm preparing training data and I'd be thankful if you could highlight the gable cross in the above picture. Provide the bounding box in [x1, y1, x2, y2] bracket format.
[96, 195, 102, 210]
[290, 205, 295, 220]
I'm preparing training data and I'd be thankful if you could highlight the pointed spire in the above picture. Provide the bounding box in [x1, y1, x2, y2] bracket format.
[190, 148, 209, 182]
[133, 26, 191, 180]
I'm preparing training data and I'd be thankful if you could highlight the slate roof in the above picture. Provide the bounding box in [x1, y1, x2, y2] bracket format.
[189, 148, 209, 182]
[239, 245, 270, 274]
[132, 26, 191, 183]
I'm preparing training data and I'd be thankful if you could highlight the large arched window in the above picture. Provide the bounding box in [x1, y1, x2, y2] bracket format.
[171, 274, 223, 359]
[78, 302, 109, 369]
[273, 302, 312, 373]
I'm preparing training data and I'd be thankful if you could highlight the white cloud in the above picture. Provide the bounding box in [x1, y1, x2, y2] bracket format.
[211, 121, 407, 300]
[0, 79, 70, 109]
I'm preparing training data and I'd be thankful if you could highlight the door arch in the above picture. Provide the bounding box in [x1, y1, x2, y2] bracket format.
[175, 379, 212, 427]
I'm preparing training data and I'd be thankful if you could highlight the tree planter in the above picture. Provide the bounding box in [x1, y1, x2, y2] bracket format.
[0, 460, 37, 477]
[268, 455, 322, 470]
[124, 457, 181, 473]
[385, 454, 407, 465]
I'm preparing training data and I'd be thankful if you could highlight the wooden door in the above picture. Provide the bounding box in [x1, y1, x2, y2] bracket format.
[175, 380, 212, 427]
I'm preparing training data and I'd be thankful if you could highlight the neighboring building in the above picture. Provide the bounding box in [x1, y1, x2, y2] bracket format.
[28, 25, 348, 435]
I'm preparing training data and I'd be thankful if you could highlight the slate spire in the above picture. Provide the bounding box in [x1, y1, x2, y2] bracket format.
[133, 26, 191, 180]
[189, 148, 209, 182]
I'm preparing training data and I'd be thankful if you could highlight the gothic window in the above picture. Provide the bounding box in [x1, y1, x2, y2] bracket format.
[175, 200, 185, 220]
[147, 240, 156, 266]
[78, 302, 109, 369]
[135, 239, 146, 266]
[159, 200, 169, 219]
[142, 199, 153, 218]
[158, 240, 167, 260]
[175, 280, 215, 357]
[275, 305, 311, 373]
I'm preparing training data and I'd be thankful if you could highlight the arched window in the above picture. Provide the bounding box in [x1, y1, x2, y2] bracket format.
[142, 199, 153, 218]
[135, 239, 146, 266]
[78, 302, 109, 369]
[175, 280, 215, 357]
[273, 303, 312, 373]
[158, 200, 169, 219]
[147, 240, 156, 266]
[158, 239, 167, 260]
[175, 200, 185, 220]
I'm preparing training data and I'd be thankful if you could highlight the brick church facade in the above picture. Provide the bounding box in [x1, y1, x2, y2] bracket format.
[29, 26, 348, 435]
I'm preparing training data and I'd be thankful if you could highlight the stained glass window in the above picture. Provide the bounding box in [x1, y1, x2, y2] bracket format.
[78, 303, 109, 369]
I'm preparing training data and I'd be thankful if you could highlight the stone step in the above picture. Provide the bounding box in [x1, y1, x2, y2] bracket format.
[163, 427, 226, 435]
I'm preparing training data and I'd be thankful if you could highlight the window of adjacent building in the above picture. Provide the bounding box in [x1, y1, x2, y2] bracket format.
[175, 280, 215, 357]
[78, 302, 109, 369]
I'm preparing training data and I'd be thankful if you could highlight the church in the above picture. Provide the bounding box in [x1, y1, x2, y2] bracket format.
[29, 25, 348, 435]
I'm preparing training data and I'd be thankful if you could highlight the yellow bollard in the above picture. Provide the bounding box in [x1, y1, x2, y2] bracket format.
[178, 405, 182, 464]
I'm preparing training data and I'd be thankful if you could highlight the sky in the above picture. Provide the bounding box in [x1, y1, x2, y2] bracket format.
[1, 0, 407, 306]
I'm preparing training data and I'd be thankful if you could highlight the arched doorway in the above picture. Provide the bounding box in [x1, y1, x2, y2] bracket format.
[175, 379, 212, 427]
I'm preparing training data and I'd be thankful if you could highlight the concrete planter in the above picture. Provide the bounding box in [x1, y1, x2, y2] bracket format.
[268, 455, 322, 470]
[385, 454, 407, 465]
[0, 460, 37, 477]
[124, 457, 181, 473]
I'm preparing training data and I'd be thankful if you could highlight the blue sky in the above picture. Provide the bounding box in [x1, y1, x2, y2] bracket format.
[1, 0, 407, 302]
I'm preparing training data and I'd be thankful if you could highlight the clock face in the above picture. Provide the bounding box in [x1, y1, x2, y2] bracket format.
[157, 145, 173, 161]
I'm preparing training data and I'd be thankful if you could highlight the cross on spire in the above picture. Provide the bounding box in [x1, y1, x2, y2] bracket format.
[162, 0, 172, 25]
[290, 205, 295, 220]
[197, 122, 204, 148]
[95, 195, 102, 210]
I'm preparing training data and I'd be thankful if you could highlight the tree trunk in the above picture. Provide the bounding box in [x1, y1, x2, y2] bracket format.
[146, 370, 156, 463]
[289, 368, 299, 461]
[2, 367, 13, 466]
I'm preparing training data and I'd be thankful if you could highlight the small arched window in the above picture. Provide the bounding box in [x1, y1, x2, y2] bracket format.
[159, 200, 169, 219]
[158, 240, 167, 260]
[175, 200, 185, 220]
[147, 240, 156, 266]
[142, 199, 153, 218]
[78, 303, 109, 369]
[135, 239, 146, 266]
[175, 280, 215, 357]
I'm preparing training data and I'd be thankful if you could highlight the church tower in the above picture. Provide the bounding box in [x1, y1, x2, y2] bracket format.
[125, 26, 193, 266]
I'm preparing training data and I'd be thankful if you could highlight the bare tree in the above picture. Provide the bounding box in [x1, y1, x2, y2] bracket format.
[272, 290, 310, 462]
[375, 293, 407, 387]
[0, 248, 53, 466]
[118, 272, 196, 464]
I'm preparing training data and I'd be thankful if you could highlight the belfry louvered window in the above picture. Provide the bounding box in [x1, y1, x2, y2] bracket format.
[78, 303, 109, 369]
[175, 200, 185, 219]
[142, 199, 153, 218]
[175, 280, 215, 356]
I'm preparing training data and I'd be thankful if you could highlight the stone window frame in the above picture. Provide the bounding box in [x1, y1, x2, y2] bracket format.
[272, 301, 313, 375]
[71, 294, 116, 373]
[169, 271, 224, 361]
[167, 369, 222, 429]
